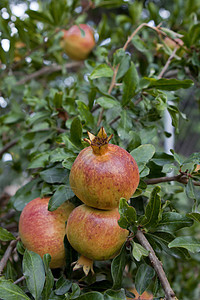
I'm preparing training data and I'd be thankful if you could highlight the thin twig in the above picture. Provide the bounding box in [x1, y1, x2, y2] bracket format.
[0, 139, 19, 158]
[136, 229, 176, 300]
[145, 174, 200, 186]
[158, 47, 178, 79]
[14, 275, 25, 285]
[0, 237, 20, 275]
[16, 62, 82, 86]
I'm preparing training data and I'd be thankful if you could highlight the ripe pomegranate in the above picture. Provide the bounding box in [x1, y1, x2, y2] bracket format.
[61, 24, 95, 61]
[19, 197, 74, 268]
[69, 127, 140, 210]
[66, 204, 129, 263]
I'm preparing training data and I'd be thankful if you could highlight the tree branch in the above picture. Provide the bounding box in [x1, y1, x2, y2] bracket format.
[0, 237, 19, 275]
[0, 138, 19, 158]
[145, 174, 200, 186]
[14, 275, 25, 285]
[16, 62, 82, 86]
[135, 229, 176, 300]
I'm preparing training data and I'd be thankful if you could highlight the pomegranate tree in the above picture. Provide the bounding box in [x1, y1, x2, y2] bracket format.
[69, 127, 140, 210]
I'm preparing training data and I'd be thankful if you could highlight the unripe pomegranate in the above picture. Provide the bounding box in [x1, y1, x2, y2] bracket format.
[66, 204, 128, 262]
[61, 24, 95, 61]
[69, 127, 140, 210]
[19, 197, 74, 268]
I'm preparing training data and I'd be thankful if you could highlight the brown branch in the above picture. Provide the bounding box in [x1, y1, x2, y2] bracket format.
[158, 47, 178, 79]
[136, 229, 176, 300]
[0, 138, 19, 158]
[16, 62, 82, 86]
[96, 23, 182, 127]
[0, 237, 20, 275]
[145, 174, 200, 186]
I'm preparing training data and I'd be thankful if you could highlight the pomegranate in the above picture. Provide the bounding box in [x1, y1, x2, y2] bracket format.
[61, 24, 95, 61]
[66, 204, 128, 270]
[19, 197, 74, 269]
[69, 127, 140, 210]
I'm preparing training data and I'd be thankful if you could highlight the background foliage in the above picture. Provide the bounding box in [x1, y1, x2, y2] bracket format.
[0, 0, 200, 299]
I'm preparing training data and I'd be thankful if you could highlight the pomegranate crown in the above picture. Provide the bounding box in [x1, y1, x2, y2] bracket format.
[84, 127, 113, 155]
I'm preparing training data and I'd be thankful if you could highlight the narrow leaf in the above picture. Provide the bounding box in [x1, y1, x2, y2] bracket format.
[48, 185, 74, 211]
[111, 244, 127, 289]
[141, 186, 161, 229]
[0, 227, 16, 242]
[23, 250, 45, 300]
[70, 117, 82, 148]
[144, 77, 193, 90]
[135, 264, 155, 295]
[0, 278, 31, 300]
[156, 212, 193, 233]
[131, 241, 149, 261]
[122, 62, 139, 106]
[89, 64, 113, 80]
[168, 236, 200, 253]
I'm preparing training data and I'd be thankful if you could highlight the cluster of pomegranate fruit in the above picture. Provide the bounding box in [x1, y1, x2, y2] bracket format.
[66, 127, 140, 273]
[18, 127, 140, 273]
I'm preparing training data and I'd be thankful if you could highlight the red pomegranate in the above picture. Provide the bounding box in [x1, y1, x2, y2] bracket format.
[61, 24, 95, 61]
[66, 204, 129, 262]
[19, 197, 74, 268]
[69, 127, 140, 210]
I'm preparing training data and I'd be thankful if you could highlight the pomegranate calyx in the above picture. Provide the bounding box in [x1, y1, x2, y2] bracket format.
[72, 255, 94, 276]
[84, 127, 113, 155]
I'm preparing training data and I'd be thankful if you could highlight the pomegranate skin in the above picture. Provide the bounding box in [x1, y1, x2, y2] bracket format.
[61, 24, 95, 61]
[66, 204, 129, 261]
[19, 197, 74, 269]
[69, 144, 140, 210]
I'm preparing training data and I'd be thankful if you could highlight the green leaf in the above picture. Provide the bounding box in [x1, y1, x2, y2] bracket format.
[170, 149, 183, 166]
[48, 185, 74, 211]
[65, 283, 80, 299]
[23, 250, 45, 300]
[70, 117, 83, 148]
[130, 144, 155, 173]
[42, 254, 54, 300]
[0, 227, 16, 242]
[122, 62, 139, 106]
[131, 241, 149, 262]
[0, 278, 31, 300]
[89, 64, 113, 80]
[54, 277, 72, 295]
[96, 97, 120, 109]
[187, 212, 200, 223]
[111, 244, 127, 290]
[76, 100, 94, 127]
[74, 292, 104, 300]
[28, 152, 50, 169]
[156, 212, 193, 233]
[141, 186, 161, 229]
[53, 91, 63, 108]
[183, 152, 200, 164]
[147, 232, 190, 259]
[11, 179, 41, 211]
[40, 165, 69, 184]
[118, 198, 137, 229]
[168, 236, 200, 253]
[135, 264, 155, 295]
[104, 289, 126, 300]
[143, 78, 194, 91]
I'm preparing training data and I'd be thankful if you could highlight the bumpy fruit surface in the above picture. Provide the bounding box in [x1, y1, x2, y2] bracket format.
[66, 204, 129, 261]
[69, 127, 140, 210]
[61, 24, 95, 60]
[19, 197, 74, 268]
